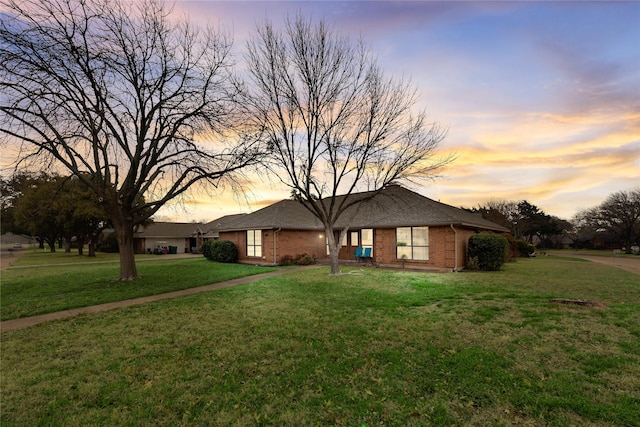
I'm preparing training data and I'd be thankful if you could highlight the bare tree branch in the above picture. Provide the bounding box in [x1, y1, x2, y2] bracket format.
[243, 15, 451, 274]
[0, 0, 262, 279]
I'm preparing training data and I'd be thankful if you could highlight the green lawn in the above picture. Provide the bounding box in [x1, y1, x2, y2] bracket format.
[1, 252, 275, 320]
[1, 257, 639, 425]
[7, 248, 156, 266]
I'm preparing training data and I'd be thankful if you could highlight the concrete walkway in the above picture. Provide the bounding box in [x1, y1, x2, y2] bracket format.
[0, 269, 299, 333]
[6, 252, 635, 333]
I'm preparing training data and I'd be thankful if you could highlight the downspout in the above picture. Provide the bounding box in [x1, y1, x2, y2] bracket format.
[450, 224, 458, 272]
[273, 228, 281, 266]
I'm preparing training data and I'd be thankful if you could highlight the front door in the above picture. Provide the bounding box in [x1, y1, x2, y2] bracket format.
[338, 231, 361, 260]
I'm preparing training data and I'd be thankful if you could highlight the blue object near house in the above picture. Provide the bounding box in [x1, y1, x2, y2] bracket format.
[354, 247, 363, 261]
[362, 247, 372, 259]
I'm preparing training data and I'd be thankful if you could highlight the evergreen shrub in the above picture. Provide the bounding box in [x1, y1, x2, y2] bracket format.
[279, 253, 317, 266]
[517, 240, 535, 257]
[201, 240, 214, 259]
[294, 253, 316, 265]
[203, 240, 238, 263]
[502, 233, 519, 262]
[98, 232, 119, 253]
[467, 233, 508, 271]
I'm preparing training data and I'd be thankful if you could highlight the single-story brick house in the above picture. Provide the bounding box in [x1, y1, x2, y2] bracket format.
[204, 185, 509, 270]
[133, 222, 205, 254]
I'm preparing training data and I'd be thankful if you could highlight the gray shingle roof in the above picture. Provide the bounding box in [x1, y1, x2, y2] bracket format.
[134, 222, 204, 238]
[208, 185, 509, 233]
[205, 200, 324, 232]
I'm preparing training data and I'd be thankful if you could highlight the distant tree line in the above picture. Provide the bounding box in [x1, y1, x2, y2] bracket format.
[570, 188, 640, 253]
[467, 187, 640, 253]
[2, 172, 112, 256]
[465, 199, 571, 248]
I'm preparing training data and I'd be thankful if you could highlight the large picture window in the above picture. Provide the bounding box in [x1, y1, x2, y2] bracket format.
[247, 230, 262, 257]
[396, 227, 428, 260]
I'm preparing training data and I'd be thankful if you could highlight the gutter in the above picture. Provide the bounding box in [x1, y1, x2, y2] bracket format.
[450, 224, 459, 272]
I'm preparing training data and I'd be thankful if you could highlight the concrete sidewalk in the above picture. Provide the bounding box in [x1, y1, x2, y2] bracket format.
[0, 269, 298, 333]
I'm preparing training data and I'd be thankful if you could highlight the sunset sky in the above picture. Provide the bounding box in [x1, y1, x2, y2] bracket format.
[155, 0, 639, 223]
[5, 1, 636, 223]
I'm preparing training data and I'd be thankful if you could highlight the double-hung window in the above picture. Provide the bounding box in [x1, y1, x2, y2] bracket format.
[396, 227, 429, 260]
[247, 230, 262, 257]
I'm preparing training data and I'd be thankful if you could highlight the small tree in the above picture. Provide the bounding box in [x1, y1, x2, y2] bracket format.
[56, 174, 110, 256]
[13, 173, 66, 252]
[568, 209, 596, 250]
[244, 16, 449, 275]
[1, 173, 36, 236]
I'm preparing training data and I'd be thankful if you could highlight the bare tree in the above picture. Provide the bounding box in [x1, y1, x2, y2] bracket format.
[0, 0, 261, 279]
[244, 16, 449, 274]
[568, 209, 596, 250]
[590, 188, 640, 253]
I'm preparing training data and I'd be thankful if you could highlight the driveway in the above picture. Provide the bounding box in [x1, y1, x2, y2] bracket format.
[563, 254, 640, 276]
[0, 248, 24, 271]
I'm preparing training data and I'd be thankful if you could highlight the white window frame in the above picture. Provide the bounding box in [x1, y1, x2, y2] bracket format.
[247, 229, 262, 257]
[396, 226, 429, 261]
[351, 231, 359, 247]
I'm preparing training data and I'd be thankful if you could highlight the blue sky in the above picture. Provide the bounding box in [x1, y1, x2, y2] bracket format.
[163, 1, 639, 222]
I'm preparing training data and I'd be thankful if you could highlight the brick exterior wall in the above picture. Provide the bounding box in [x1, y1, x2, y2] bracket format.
[220, 226, 478, 269]
[372, 226, 472, 270]
[219, 229, 327, 265]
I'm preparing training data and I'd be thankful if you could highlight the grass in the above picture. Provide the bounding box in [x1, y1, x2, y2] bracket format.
[546, 248, 639, 259]
[7, 247, 156, 266]
[1, 256, 639, 425]
[1, 251, 276, 320]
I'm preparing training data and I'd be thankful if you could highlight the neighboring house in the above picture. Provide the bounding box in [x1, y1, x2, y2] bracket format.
[0, 232, 33, 249]
[589, 232, 623, 250]
[0, 232, 33, 245]
[133, 222, 205, 254]
[531, 234, 574, 249]
[205, 185, 509, 270]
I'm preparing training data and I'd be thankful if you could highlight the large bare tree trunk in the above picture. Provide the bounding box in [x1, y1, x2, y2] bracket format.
[328, 250, 341, 275]
[326, 232, 340, 275]
[111, 214, 138, 280]
[45, 235, 56, 252]
[326, 227, 346, 275]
